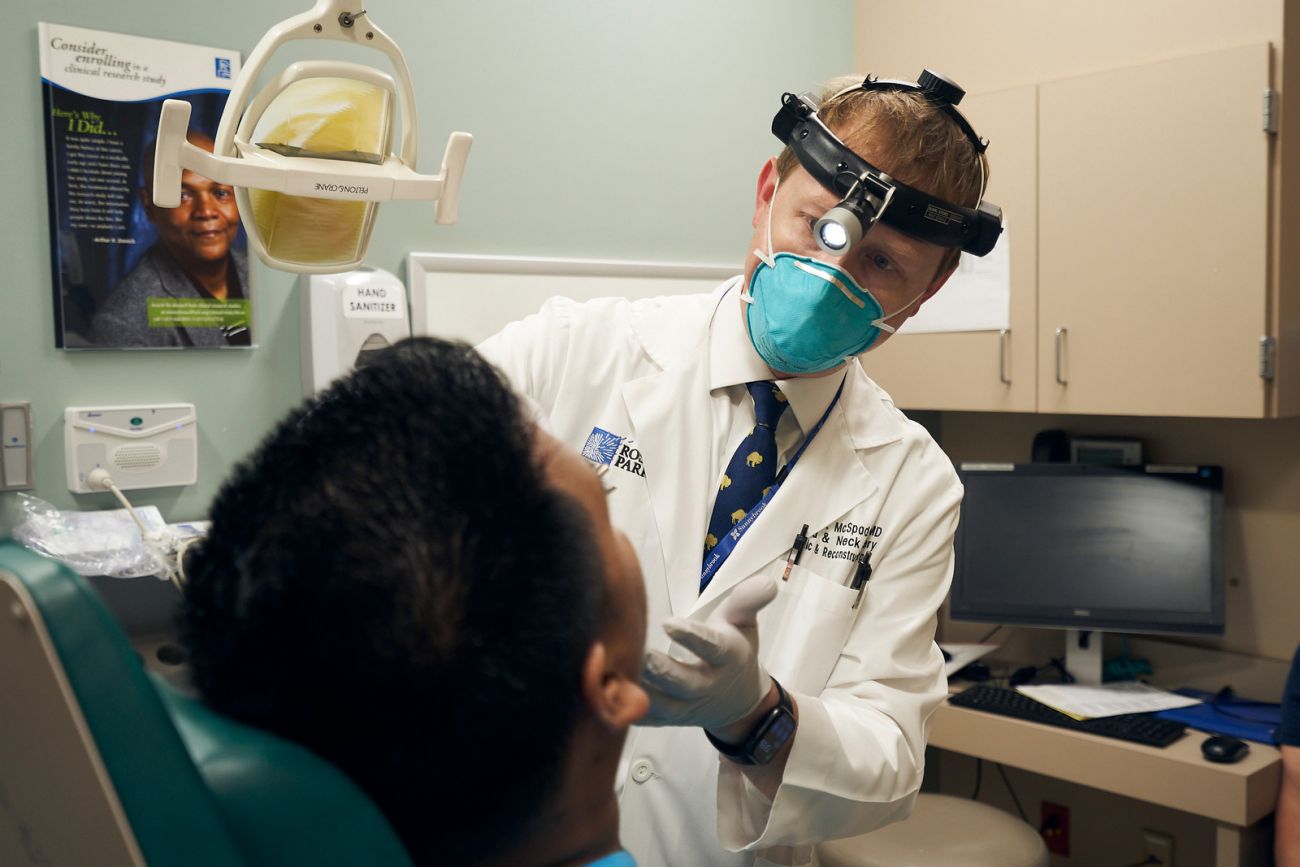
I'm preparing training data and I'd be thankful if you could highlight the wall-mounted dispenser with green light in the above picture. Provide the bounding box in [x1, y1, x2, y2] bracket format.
[64, 404, 197, 493]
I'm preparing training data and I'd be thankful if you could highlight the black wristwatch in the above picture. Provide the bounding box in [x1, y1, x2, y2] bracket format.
[705, 679, 796, 766]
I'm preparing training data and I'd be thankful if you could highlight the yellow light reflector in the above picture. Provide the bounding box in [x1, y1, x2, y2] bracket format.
[247, 77, 392, 268]
[247, 191, 371, 268]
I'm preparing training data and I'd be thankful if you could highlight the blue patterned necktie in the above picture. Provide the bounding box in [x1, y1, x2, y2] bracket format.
[701, 381, 789, 591]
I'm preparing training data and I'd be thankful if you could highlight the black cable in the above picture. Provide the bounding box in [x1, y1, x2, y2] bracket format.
[1009, 656, 1077, 687]
[977, 624, 1004, 644]
[1119, 857, 1159, 867]
[1211, 686, 1274, 706]
[970, 757, 983, 801]
[994, 762, 1028, 823]
[1046, 656, 1076, 684]
[1212, 686, 1278, 723]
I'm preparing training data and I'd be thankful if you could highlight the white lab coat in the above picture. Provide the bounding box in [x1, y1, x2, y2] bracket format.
[478, 280, 962, 867]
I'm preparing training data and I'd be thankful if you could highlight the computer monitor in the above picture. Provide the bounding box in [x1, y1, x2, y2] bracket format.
[949, 463, 1224, 683]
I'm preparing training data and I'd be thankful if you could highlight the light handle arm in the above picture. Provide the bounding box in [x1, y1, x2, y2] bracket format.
[154, 99, 473, 211]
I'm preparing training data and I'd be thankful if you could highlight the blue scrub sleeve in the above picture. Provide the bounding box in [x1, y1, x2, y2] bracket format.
[1281, 644, 1300, 746]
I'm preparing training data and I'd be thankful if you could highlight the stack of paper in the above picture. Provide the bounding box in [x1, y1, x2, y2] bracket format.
[1015, 682, 1202, 720]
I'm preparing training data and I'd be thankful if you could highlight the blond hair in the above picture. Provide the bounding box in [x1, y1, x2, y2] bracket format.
[775, 74, 990, 275]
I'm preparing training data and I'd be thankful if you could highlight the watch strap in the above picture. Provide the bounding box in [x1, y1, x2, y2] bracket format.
[705, 678, 795, 766]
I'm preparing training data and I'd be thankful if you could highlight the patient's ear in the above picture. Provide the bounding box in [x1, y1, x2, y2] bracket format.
[581, 641, 650, 731]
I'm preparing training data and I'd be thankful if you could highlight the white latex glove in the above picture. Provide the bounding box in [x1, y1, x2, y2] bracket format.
[640, 573, 779, 731]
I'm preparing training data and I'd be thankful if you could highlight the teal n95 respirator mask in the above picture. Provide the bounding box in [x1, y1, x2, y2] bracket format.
[150, 1, 472, 273]
[742, 178, 927, 376]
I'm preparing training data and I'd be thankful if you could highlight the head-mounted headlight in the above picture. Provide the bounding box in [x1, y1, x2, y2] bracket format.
[773, 69, 1003, 257]
[151, 0, 472, 273]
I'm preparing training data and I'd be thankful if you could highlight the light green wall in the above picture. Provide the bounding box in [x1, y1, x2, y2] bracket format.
[2, 0, 852, 527]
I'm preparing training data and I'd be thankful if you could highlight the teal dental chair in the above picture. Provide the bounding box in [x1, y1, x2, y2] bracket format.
[0, 539, 414, 867]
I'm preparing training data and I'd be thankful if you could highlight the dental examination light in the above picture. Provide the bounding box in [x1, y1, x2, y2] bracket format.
[773, 70, 1002, 257]
[152, 0, 472, 273]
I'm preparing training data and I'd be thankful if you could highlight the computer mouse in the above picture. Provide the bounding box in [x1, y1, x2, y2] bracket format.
[1201, 734, 1250, 764]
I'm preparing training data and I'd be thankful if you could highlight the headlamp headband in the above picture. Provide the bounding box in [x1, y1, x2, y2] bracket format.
[857, 70, 989, 154]
[772, 70, 1003, 257]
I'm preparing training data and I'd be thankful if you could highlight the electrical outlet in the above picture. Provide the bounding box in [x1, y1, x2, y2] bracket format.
[1040, 801, 1070, 857]
[1142, 829, 1174, 866]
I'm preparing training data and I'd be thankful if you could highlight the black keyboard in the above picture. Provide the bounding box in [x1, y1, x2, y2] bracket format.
[948, 684, 1188, 747]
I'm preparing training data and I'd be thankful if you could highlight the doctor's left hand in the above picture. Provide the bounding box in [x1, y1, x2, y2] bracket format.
[640, 573, 778, 732]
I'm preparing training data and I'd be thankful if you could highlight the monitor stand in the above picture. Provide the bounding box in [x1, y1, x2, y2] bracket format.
[1065, 629, 1104, 684]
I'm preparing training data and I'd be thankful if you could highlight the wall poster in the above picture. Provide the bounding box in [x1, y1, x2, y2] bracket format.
[39, 23, 252, 350]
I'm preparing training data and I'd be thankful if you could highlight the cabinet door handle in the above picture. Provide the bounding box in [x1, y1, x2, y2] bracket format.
[1055, 327, 1068, 385]
[999, 329, 1011, 384]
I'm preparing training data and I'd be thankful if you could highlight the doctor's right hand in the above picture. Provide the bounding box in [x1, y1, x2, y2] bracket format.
[640, 573, 778, 732]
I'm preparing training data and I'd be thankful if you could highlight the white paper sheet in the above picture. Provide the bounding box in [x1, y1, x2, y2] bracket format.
[1015, 682, 1202, 720]
[897, 224, 1011, 334]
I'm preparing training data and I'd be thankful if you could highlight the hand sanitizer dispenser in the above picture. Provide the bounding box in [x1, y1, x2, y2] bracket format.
[299, 266, 411, 395]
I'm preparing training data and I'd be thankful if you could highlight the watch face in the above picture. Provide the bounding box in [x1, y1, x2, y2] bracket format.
[753, 709, 797, 764]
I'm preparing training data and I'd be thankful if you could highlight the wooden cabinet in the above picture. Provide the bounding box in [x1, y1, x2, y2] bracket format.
[865, 44, 1280, 418]
[1038, 43, 1271, 417]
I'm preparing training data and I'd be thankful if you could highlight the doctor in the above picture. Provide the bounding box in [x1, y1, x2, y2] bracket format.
[478, 70, 1000, 867]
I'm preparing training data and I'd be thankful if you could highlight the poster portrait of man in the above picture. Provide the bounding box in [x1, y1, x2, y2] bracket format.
[90, 131, 250, 348]
[40, 23, 252, 350]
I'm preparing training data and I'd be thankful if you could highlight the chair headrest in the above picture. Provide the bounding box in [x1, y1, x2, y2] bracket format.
[0, 539, 412, 867]
[153, 676, 413, 867]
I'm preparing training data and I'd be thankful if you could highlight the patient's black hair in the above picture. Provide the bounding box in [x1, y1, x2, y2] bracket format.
[180, 336, 604, 865]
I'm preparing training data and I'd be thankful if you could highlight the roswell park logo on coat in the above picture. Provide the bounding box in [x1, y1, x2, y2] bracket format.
[581, 427, 646, 478]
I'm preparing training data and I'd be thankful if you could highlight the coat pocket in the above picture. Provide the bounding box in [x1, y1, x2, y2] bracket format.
[760, 563, 859, 696]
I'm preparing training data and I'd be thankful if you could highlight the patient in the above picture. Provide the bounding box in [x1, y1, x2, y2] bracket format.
[179, 337, 649, 866]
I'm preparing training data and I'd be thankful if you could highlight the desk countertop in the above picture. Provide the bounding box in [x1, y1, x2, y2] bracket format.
[931, 695, 1281, 826]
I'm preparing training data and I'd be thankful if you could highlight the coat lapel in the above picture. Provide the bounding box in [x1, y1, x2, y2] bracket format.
[622, 355, 716, 618]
